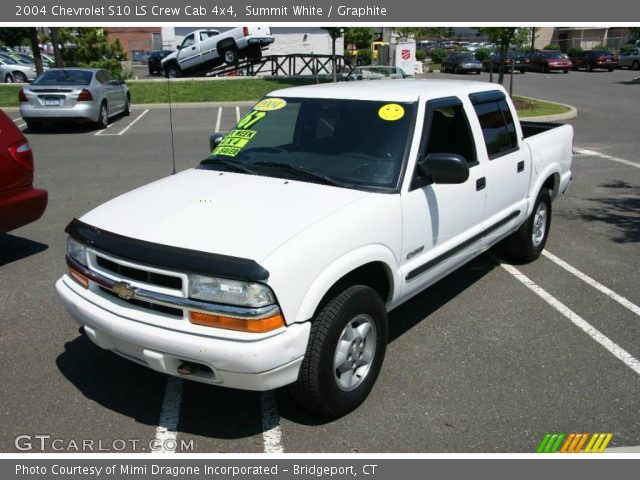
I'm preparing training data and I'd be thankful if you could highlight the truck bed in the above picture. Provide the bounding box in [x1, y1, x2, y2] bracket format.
[521, 121, 566, 139]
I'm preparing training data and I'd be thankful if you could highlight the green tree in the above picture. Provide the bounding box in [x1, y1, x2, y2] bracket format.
[0, 28, 30, 48]
[60, 28, 127, 78]
[322, 27, 344, 82]
[478, 27, 517, 84]
[344, 27, 374, 49]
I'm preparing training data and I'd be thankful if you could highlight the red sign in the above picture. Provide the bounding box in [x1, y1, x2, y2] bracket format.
[401, 49, 410, 60]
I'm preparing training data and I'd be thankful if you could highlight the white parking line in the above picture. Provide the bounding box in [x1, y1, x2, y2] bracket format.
[215, 107, 222, 133]
[576, 148, 640, 169]
[235, 106, 241, 123]
[493, 255, 640, 377]
[16, 122, 26, 129]
[93, 124, 113, 136]
[260, 391, 284, 453]
[542, 250, 640, 318]
[95, 109, 149, 137]
[152, 377, 183, 454]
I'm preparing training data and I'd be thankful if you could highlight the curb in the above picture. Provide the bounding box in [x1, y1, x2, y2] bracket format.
[515, 95, 578, 122]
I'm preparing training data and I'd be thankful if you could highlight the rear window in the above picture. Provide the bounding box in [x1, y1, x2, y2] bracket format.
[32, 70, 93, 85]
[472, 97, 518, 159]
[542, 51, 563, 58]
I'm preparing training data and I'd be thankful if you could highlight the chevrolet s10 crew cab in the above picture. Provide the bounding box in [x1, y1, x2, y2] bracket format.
[56, 80, 573, 416]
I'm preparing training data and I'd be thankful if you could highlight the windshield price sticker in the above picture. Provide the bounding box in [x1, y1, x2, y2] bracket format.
[378, 103, 405, 121]
[237, 110, 267, 129]
[253, 97, 287, 111]
[212, 129, 258, 157]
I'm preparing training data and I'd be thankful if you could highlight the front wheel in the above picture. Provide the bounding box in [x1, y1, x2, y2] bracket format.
[4, 73, 13, 83]
[123, 94, 131, 116]
[632, 61, 640, 70]
[164, 63, 181, 78]
[502, 188, 552, 262]
[290, 285, 388, 417]
[13, 72, 27, 83]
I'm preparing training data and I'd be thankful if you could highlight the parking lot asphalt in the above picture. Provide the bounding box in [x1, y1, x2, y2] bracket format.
[1, 68, 639, 453]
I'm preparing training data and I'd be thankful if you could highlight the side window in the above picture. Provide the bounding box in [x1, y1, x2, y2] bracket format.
[181, 34, 195, 49]
[102, 71, 113, 83]
[423, 103, 477, 165]
[472, 100, 518, 159]
[95, 71, 107, 84]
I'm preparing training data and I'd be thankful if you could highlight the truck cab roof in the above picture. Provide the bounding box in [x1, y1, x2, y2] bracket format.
[268, 79, 506, 103]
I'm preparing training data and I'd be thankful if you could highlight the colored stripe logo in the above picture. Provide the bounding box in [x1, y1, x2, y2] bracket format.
[537, 433, 613, 453]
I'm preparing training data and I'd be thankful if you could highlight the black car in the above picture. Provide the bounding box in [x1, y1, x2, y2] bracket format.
[483, 51, 529, 73]
[148, 50, 174, 75]
[570, 49, 619, 72]
[441, 52, 482, 74]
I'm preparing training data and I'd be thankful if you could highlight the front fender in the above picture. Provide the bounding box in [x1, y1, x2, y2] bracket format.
[291, 245, 400, 325]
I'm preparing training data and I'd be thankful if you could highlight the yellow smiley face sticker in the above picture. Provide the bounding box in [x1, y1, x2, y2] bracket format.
[254, 97, 287, 111]
[378, 103, 405, 121]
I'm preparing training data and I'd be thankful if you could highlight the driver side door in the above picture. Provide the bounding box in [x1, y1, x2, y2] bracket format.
[177, 33, 201, 71]
[400, 96, 488, 298]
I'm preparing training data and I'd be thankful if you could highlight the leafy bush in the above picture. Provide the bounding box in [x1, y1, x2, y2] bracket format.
[567, 47, 583, 58]
[544, 44, 560, 50]
[416, 49, 426, 61]
[357, 48, 371, 66]
[429, 47, 447, 64]
[474, 48, 492, 61]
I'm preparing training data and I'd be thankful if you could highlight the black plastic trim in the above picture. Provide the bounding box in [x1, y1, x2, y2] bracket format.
[66, 218, 270, 282]
[406, 210, 521, 280]
[469, 90, 506, 105]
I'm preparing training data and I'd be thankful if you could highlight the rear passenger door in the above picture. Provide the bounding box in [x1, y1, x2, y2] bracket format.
[469, 90, 530, 245]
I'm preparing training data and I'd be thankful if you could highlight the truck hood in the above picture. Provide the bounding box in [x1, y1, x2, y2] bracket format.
[80, 168, 370, 262]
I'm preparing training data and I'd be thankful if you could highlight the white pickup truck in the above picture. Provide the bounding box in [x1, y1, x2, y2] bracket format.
[56, 80, 572, 417]
[161, 27, 274, 78]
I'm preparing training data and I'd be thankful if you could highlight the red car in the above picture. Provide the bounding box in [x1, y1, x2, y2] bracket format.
[0, 109, 47, 232]
[528, 50, 573, 73]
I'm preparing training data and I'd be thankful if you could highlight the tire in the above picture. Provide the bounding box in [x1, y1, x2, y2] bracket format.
[123, 94, 131, 116]
[4, 73, 13, 83]
[26, 121, 42, 131]
[13, 72, 27, 83]
[632, 61, 640, 70]
[563, 70, 569, 74]
[290, 285, 388, 417]
[502, 188, 552, 263]
[223, 48, 239, 65]
[542, 64, 548, 73]
[586, 63, 593, 72]
[164, 63, 181, 78]
[608, 67, 614, 72]
[96, 102, 109, 129]
[519, 69, 526, 74]
[454, 66, 459, 74]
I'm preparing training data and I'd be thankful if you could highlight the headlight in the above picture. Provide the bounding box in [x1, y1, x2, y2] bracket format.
[67, 236, 87, 266]
[189, 274, 275, 307]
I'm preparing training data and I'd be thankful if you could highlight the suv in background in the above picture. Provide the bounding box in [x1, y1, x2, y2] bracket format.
[571, 49, 619, 71]
[148, 50, 174, 76]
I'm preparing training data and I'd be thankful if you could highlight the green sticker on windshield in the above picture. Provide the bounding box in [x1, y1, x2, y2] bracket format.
[237, 110, 267, 129]
[211, 129, 257, 157]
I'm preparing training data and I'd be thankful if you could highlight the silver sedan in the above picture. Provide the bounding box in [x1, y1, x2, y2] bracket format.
[619, 47, 640, 70]
[19, 68, 130, 130]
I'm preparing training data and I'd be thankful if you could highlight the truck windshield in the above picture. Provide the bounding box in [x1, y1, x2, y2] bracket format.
[202, 97, 416, 191]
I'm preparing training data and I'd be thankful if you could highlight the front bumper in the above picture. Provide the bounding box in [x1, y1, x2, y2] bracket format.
[56, 275, 310, 390]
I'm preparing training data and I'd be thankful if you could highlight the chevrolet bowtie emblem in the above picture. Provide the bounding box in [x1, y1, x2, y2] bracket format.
[112, 282, 137, 300]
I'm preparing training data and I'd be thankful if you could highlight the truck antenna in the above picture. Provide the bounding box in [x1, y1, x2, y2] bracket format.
[167, 77, 177, 175]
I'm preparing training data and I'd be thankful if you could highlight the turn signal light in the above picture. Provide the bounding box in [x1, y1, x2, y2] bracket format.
[8, 141, 33, 172]
[77, 89, 93, 101]
[189, 311, 285, 333]
[18, 88, 27, 102]
[68, 267, 89, 289]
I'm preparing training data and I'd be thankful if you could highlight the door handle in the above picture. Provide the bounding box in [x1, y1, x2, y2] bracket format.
[476, 177, 486, 191]
[517, 161, 525, 173]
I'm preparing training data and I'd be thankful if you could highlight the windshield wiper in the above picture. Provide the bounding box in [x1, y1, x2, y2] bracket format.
[200, 157, 259, 175]
[252, 161, 347, 188]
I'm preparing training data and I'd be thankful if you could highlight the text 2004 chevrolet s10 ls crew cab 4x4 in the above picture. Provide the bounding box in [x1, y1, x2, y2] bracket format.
[56, 80, 573, 416]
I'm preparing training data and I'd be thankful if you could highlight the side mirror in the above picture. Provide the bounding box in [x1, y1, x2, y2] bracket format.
[176, 45, 182, 50]
[416, 153, 469, 185]
[209, 132, 225, 152]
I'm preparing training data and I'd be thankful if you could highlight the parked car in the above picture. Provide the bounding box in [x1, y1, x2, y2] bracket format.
[148, 50, 174, 75]
[57, 80, 573, 417]
[571, 49, 619, 71]
[0, 54, 38, 83]
[161, 27, 274, 78]
[442, 52, 482, 74]
[619, 47, 640, 70]
[483, 51, 528, 73]
[0, 109, 48, 232]
[527, 50, 572, 73]
[19, 68, 130, 130]
[342, 65, 408, 81]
